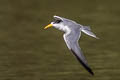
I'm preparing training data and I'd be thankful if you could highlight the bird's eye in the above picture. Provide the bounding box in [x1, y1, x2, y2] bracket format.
[54, 20, 62, 24]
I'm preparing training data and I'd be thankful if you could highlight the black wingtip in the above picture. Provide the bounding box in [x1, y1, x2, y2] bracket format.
[87, 67, 94, 76]
[80, 59, 94, 76]
[71, 49, 94, 76]
[91, 71, 94, 76]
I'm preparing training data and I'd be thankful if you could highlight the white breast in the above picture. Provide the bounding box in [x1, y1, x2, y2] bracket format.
[58, 25, 71, 34]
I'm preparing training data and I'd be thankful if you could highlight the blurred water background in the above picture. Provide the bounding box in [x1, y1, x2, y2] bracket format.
[0, 0, 120, 80]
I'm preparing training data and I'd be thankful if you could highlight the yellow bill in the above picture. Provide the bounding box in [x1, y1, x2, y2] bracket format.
[44, 24, 53, 29]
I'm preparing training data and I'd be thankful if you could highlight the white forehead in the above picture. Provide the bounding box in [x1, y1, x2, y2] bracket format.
[53, 15, 64, 21]
[53, 15, 77, 25]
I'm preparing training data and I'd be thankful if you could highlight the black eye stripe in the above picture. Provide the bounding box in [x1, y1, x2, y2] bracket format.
[56, 20, 61, 23]
[54, 19, 62, 23]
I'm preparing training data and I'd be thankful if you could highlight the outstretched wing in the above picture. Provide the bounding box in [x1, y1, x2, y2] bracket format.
[63, 31, 94, 75]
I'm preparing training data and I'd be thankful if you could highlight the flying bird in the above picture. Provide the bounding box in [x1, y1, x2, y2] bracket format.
[44, 16, 99, 75]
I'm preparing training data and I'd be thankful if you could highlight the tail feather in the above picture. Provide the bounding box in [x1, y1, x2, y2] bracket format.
[81, 26, 99, 39]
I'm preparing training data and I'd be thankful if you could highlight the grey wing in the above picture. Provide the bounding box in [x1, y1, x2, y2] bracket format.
[63, 32, 94, 75]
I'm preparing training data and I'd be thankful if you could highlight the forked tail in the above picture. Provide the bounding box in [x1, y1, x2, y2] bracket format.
[81, 26, 99, 39]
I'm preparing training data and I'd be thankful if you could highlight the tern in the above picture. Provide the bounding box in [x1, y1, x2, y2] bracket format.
[44, 16, 99, 75]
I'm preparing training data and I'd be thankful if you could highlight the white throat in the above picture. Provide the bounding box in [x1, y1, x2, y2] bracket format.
[54, 24, 71, 34]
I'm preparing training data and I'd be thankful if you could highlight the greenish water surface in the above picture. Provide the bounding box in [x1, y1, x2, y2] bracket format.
[0, 0, 120, 80]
